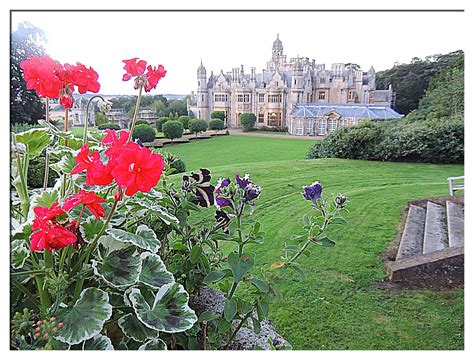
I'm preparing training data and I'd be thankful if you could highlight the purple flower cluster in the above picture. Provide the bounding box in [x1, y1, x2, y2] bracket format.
[302, 181, 323, 205]
[215, 178, 232, 209]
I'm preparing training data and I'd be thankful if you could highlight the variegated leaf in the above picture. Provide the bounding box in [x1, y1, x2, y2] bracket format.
[139, 252, 174, 290]
[82, 334, 114, 350]
[117, 313, 159, 343]
[92, 246, 141, 288]
[129, 283, 197, 333]
[55, 288, 112, 345]
[108, 225, 160, 253]
[138, 338, 167, 350]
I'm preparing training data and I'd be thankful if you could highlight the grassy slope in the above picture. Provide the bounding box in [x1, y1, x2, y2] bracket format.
[166, 136, 464, 350]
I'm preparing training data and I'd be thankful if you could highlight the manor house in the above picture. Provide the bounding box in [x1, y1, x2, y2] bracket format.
[187, 34, 401, 136]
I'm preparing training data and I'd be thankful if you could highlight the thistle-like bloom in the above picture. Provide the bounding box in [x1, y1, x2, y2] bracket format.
[244, 183, 262, 202]
[335, 194, 347, 208]
[302, 181, 323, 204]
[62, 189, 106, 220]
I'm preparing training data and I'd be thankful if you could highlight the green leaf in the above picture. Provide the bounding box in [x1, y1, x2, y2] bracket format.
[15, 128, 52, 159]
[108, 225, 160, 253]
[331, 217, 348, 225]
[252, 317, 262, 334]
[217, 318, 231, 334]
[149, 205, 179, 225]
[139, 252, 174, 290]
[117, 313, 159, 343]
[129, 283, 197, 333]
[228, 252, 254, 283]
[318, 236, 336, 247]
[288, 262, 306, 278]
[11, 240, 30, 269]
[55, 288, 112, 345]
[198, 311, 219, 322]
[250, 278, 269, 294]
[82, 334, 114, 350]
[138, 338, 167, 350]
[79, 216, 105, 243]
[11, 221, 32, 242]
[241, 300, 253, 315]
[189, 245, 202, 264]
[92, 247, 142, 288]
[203, 270, 228, 284]
[256, 300, 269, 320]
[223, 299, 237, 322]
[50, 153, 77, 175]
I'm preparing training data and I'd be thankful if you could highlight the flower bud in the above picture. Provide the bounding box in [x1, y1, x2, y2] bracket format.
[335, 194, 347, 208]
[52, 327, 58, 332]
[114, 188, 124, 202]
[36, 321, 42, 326]
[50, 317, 56, 322]
[43, 333, 49, 339]
[35, 327, 41, 332]
[58, 322, 64, 328]
[34, 332, 41, 338]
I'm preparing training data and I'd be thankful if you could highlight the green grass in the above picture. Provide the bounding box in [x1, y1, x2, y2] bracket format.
[167, 135, 464, 350]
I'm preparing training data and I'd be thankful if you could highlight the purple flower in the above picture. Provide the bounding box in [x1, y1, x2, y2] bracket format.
[244, 183, 262, 202]
[215, 178, 232, 210]
[235, 174, 251, 189]
[302, 181, 323, 204]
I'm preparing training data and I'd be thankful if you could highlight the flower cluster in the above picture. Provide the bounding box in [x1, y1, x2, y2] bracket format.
[71, 129, 165, 196]
[122, 58, 166, 92]
[20, 55, 100, 108]
[30, 202, 76, 252]
[33, 317, 64, 341]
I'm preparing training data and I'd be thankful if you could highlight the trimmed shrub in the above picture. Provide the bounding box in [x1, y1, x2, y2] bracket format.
[98, 123, 120, 130]
[189, 118, 208, 138]
[208, 118, 225, 133]
[28, 156, 58, 189]
[11, 122, 42, 133]
[156, 117, 169, 132]
[210, 111, 225, 122]
[135, 119, 149, 126]
[178, 115, 190, 130]
[240, 113, 257, 132]
[306, 118, 464, 164]
[132, 124, 156, 143]
[162, 120, 184, 142]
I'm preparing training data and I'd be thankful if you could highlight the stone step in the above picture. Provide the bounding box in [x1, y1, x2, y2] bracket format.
[446, 201, 464, 247]
[423, 202, 448, 254]
[396, 205, 426, 260]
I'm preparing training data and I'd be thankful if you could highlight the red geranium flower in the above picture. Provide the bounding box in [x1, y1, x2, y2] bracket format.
[59, 95, 74, 109]
[71, 144, 114, 186]
[31, 223, 77, 252]
[62, 190, 106, 220]
[102, 129, 130, 159]
[30, 203, 76, 252]
[111, 142, 165, 196]
[20, 55, 63, 98]
[122, 58, 147, 81]
[144, 65, 166, 92]
[73, 62, 100, 94]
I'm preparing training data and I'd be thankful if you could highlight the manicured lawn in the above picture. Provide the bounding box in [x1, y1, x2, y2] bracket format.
[167, 135, 464, 350]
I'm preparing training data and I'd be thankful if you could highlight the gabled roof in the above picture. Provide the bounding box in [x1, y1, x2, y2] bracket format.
[291, 103, 403, 120]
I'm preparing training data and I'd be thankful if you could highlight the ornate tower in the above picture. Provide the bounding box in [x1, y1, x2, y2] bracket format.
[289, 57, 304, 113]
[197, 60, 209, 120]
[272, 33, 283, 62]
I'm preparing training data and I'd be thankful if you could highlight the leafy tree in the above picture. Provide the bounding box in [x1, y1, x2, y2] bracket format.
[11, 22, 47, 124]
[240, 113, 256, 131]
[376, 50, 463, 114]
[132, 124, 156, 143]
[94, 112, 108, 127]
[189, 118, 208, 139]
[178, 115, 190, 130]
[135, 119, 149, 126]
[208, 118, 225, 133]
[210, 111, 225, 122]
[168, 99, 188, 116]
[156, 117, 169, 132]
[162, 120, 184, 142]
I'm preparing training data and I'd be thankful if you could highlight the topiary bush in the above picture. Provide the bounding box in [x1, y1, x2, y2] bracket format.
[162, 120, 184, 142]
[98, 123, 121, 130]
[178, 115, 190, 130]
[132, 123, 156, 143]
[135, 119, 149, 126]
[156, 117, 169, 132]
[240, 113, 256, 132]
[208, 118, 225, 133]
[210, 110, 225, 122]
[189, 118, 208, 139]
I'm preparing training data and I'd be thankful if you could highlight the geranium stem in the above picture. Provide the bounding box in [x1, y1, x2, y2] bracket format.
[129, 84, 143, 140]
[61, 108, 69, 198]
[43, 97, 50, 190]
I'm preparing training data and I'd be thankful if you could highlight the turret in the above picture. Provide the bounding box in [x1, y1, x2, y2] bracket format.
[272, 33, 283, 61]
[197, 60, 209, 119]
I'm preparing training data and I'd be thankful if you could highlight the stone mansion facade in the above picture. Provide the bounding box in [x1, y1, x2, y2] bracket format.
[187, 34, 401, 136]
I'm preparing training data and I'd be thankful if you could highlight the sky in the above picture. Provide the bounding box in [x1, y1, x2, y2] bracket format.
[11, 11, 466, 96]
